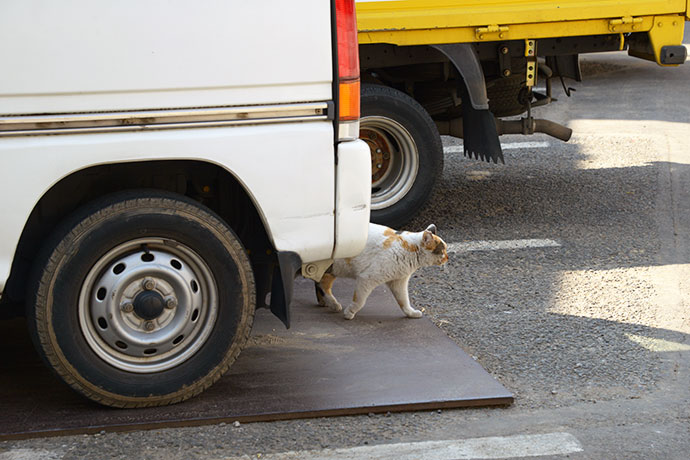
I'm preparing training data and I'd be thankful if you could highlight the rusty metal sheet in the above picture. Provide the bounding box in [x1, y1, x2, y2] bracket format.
[0, 278, 512, 440]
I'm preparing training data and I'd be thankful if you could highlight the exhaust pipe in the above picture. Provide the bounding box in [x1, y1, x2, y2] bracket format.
[496, 118, 572, 142]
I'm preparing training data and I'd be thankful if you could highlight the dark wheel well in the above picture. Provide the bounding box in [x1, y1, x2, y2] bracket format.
[3, 160, 274, 307]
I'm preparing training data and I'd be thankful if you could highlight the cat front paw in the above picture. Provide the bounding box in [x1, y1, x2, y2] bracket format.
[404, 309, 423, 318]
[343, 307, 356, 320]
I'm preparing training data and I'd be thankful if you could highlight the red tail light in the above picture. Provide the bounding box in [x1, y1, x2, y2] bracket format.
[336, 0, 360, 123]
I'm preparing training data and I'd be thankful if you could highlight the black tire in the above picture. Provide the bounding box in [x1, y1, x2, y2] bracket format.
[26, 190, 255, 408]
[361, 84, 443, 228]
[487, 75, 529, 117]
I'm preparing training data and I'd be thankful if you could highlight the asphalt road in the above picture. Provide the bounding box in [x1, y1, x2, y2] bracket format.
[2, 41, 690, 459]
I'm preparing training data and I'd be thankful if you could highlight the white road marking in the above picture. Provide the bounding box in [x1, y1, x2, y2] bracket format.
[448, 239, 562, 253]
[0, 449, 63, 460]
[224, 432, 582, 460]
[444, 141, 550, 154]
[625, 333, 690, 352]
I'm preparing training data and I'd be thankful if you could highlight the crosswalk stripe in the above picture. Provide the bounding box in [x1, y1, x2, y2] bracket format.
[448, 239, 562, 253]
[223, 432, 583, 460]
[444, 141, 550, 154]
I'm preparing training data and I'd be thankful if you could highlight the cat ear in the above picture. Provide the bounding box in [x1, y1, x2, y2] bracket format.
[425, 224, 437, 235]
[422, 230, 434, 246]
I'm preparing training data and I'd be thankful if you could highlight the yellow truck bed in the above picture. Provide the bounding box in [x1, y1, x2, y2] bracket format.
[357, 0, 688, 65]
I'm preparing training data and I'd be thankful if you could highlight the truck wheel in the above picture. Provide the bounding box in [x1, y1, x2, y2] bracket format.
[26, 191, 255, 408]
[361, 84, 443, 227]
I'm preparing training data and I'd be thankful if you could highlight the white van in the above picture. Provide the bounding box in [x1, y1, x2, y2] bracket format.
[0, 0, 370, 407]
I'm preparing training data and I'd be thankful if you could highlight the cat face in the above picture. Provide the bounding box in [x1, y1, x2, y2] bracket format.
[421, 224, 449, 266]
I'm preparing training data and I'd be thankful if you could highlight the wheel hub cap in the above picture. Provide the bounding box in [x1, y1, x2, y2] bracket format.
[133, 291, 166, 320]
[361, 128, 393, 184]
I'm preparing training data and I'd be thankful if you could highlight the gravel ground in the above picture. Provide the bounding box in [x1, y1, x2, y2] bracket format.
[2, 51, 689, 459]
[407, 130, 668, 409]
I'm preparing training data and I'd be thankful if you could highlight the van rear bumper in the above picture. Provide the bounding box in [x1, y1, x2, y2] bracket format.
[333, 139, 371, 259]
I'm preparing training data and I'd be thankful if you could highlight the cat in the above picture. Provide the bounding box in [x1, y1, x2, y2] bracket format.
[315, 223, 448, 320]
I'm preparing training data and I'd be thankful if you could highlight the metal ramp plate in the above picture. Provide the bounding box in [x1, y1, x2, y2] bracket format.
[0, 278, 512, 440]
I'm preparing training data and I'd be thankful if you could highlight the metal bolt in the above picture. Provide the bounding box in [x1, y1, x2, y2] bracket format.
[382, 152, 390, 160]
[500, 46, 509, 55]
[375, 148, 382, 154]
[503, 69, 512, 77]
[142, 278, 155, 291]
[144, 321, 155, 332]
[368, 132, 377, 140]
[376, 163, 383, 169]
[166, 297, 178, 309]
[121, 302, 134, 313]
[499, 33, 505, 39]
[479, 34, 484, 40]
[612, 26, 617, 31]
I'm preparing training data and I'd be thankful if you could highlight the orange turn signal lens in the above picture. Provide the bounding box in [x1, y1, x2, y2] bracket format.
[339, 79, 360, 121]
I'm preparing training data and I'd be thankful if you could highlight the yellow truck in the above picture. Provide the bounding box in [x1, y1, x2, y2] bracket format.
[356, 0, 689, 225]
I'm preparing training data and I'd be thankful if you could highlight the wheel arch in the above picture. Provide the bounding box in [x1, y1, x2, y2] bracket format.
[359, 42, 489, 110]
[4, 159, 288, 322]
[359, 42, 503, 164]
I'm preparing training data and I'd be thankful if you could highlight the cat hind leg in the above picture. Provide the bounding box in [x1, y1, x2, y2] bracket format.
[316, 273, 342, 312]
[314, 282, 326, 306]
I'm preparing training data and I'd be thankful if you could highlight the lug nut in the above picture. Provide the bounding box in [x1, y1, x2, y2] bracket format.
[144, 321, 155, 332]
[376, 163, 383, 169]
[142, 278, 156, 291]
[501, 46, 509, 54]
[166, 297, 178, 309]
[503, 69, 512, 77]
[121, 302, 134, 313]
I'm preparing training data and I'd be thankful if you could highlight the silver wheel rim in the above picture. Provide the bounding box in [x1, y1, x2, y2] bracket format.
[78, 237, 218, 373]
[361, 115, 419, 210]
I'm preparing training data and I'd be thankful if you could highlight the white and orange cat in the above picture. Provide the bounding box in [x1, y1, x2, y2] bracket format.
[316, 223, 448, 320]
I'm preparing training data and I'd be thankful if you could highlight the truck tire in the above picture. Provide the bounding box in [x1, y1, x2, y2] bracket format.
[361, 84, 443, 228]
[26, 191, 255, 408]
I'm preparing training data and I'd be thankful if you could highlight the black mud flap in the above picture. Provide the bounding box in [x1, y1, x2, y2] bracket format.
[432, 43, 504, 164]
[462, 93, 504, 164]
[268, 251, 302, 329]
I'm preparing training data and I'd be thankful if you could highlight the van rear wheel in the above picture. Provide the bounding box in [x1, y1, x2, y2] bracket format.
[27, 191, 255, 408]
